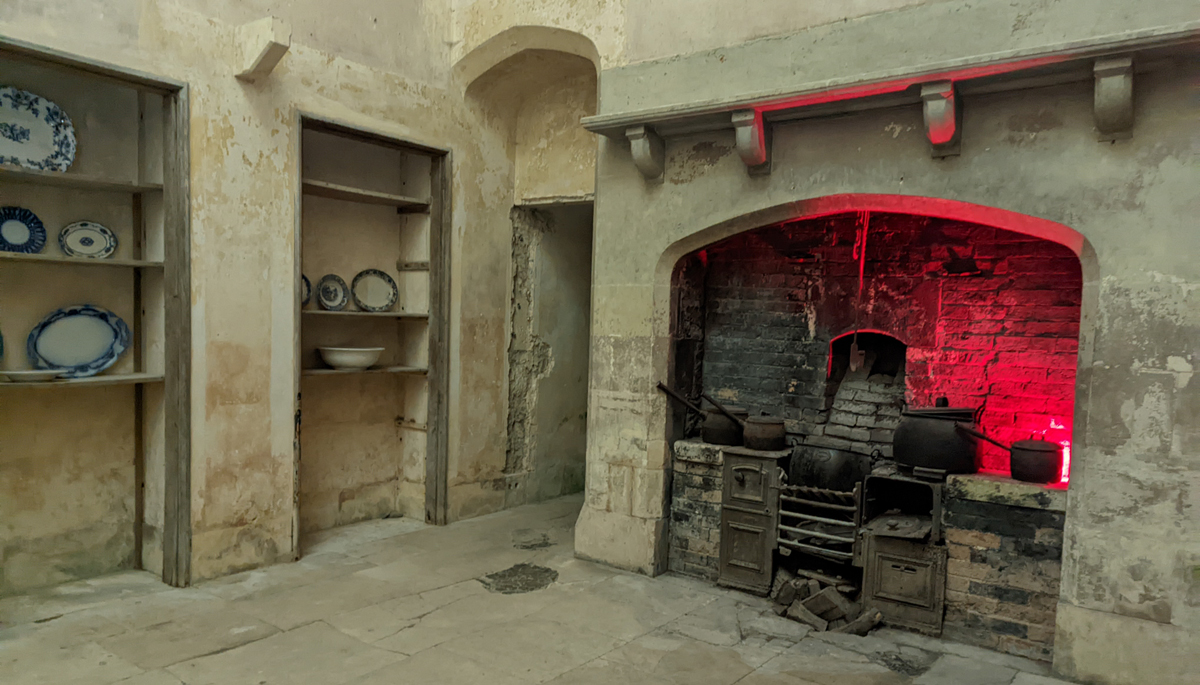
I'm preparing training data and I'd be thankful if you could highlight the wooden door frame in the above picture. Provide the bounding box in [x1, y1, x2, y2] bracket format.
[0, 36, 193, 586]
[292, 112, 452, 548]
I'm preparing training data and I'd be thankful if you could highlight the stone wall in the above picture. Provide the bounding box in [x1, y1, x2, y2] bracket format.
[699, 213, 1081, 474]
[668, 440, 723, 580]
[942, 475, 1067, 662]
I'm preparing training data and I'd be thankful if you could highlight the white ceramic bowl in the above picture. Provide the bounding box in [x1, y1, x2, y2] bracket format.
[317, 347, 384, 370]
[1, 369, 67, 382]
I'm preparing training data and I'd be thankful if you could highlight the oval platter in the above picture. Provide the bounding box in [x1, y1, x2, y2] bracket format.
[0, 205, 47, 253]
[59, 221, 118, 258]
[351, 269, 398, 312]
[27, 304, 130, 378]
[316, 274, 349, 311]
[0, 86, 76, 172]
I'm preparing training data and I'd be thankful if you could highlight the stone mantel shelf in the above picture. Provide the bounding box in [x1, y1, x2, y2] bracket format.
[583, 23, 1199, 141]
[945, 473, 1067, 513]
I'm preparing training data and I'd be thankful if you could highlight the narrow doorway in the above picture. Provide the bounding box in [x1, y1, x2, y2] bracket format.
[504, 202, 593, 507]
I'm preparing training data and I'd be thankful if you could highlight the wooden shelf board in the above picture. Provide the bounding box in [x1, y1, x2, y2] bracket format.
[301, 365, 429, 377]
[302, 310, 429, 319]
[301, 179, 430, 211]
[0, 372, 164, 388]
[0, 164, 163, 192]
[0, 252, 164, 268]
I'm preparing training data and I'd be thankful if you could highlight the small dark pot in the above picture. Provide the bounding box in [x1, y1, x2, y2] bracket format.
[790, 446, 873, 491]
[702, 406, 747, 446]
[744, 416, 786, 451]
[1010, 440, 1062, 484]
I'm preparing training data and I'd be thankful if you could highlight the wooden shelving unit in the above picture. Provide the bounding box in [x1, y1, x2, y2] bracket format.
[301, 178, 429, 211]
[296, 116, 449, 535]
[0, 252, 165, 268]
[301, 310, 429, 319]
[1, 372, 165, 388]
[0, 39, 191, 590]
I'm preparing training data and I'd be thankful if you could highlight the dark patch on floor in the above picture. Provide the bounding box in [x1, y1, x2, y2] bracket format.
[872, 650, 935, 677]
[512, 528, 552, 549]
[480, 563, 558, 594]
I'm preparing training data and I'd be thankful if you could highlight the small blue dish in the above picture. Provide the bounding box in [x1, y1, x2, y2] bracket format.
[0, 206, 46, 253]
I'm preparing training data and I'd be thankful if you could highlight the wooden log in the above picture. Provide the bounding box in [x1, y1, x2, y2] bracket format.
[803, 587, 856, 621]
[786, 600, 829, 631]
[832, 608, 884, 636]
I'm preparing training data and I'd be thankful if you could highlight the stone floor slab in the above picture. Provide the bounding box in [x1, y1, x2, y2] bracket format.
[438, 617, 624, 683]
[1011, 674, 1074, 685]
[99, 604, 279, 669]
[913, 654, 1017, 685]
[0, 640, 143, 685]
[166, 622, 403, 685]
[350, 646, 532, 685]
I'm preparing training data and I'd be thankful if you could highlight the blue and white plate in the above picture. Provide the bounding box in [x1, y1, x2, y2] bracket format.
[302, 274, 312, 306]
[27, 305, 130, 378]
[59, 221, 117, 258]
[0, 86, 76, 172]
[0, 206, 46, 253]
[317, 274, 349, 311]
[351, 269, 397, 312]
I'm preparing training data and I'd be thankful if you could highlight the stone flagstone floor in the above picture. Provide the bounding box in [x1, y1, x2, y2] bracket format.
[0, 495, 1074, 684]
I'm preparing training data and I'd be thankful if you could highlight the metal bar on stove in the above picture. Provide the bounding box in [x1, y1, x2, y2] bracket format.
[776, 538, 854, 560]
[780, 510, 857, 527]
[779, 495, 858, 513]
[777, 523, 855, 544]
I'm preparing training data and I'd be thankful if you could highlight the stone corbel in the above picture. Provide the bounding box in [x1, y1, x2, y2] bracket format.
[1094, 56, 1133, 141]
[626, 125, 665, 181]
[920, 81, 961, 158]
[732, 110, 771, 176]
[236, 17, 292, 82]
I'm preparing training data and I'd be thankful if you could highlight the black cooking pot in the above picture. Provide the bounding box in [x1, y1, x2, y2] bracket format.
[744, 415, 786, 451]
[790, 445, 873, 491]
[892, 400, 981, 474]
[955, 424, 1062, 484]
[702, 406, 747, 445]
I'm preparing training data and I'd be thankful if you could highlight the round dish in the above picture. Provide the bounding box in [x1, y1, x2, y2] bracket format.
[316, 274, 349, 311]
[301, 274, 312, 306]
[0, 86, 76, 172]
[317, 347, 384, 370]
[1, 369, 66, 382]
[351, 269, 398, 312]
[59, 221, 118, 258]
[0, 206, 46, 254]
[27, 304, 130, 378]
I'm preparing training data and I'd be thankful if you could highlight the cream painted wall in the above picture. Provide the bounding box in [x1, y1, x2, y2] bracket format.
[0, 0, 518, 582]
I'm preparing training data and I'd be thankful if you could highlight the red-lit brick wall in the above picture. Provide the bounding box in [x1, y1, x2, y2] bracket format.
[700, 212, 1081, 476]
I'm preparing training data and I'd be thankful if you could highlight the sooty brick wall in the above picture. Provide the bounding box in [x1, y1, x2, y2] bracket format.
[942, 492, 1066, 662]
[699, 212, 1082, 475]
[668, 440, 723, 579]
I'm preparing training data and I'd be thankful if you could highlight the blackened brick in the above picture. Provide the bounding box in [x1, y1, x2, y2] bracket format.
[969, 582, 1031, 605]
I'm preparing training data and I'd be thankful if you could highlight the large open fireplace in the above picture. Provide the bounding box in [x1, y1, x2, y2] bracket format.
[674, 211, 1081, 475]
[665, 210, 1082, 660]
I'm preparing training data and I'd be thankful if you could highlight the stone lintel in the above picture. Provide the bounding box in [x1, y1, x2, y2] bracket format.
[946, 473, 1067, 512]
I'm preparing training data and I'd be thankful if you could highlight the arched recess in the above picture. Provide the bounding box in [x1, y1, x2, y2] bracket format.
[453, 25, 600, 90]
[653, 193, 1098, 481]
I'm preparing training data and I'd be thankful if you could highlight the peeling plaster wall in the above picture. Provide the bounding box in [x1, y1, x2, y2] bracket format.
[579, 37, 1200, 683]
[0, 0, 518, 580]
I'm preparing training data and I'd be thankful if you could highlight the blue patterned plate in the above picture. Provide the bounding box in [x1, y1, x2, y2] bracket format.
[317, 274, 349, 311]
[0, 206, 46, 253]
[27, 305, 130, 378]
[351, 269, 397, 312]
[302, 274, 312, 306]
[0, 86, 76, 172]
[59, 221, 117, 258]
